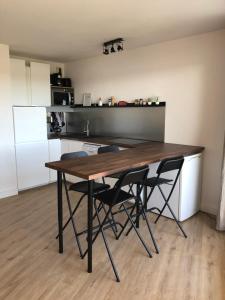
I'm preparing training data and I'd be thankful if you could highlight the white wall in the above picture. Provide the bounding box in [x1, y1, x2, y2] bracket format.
[0, 44, 18, 198]
[65, 30, 225, 215]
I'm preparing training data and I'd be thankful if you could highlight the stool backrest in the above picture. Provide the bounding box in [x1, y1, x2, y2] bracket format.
[144, 157, 184, 209]
[98, 144, 120, 154]
[61, 151, 88, 161]
[157, 156, 184, 175]
[112, 165, 149, 206]
[115, 165, 149, 189]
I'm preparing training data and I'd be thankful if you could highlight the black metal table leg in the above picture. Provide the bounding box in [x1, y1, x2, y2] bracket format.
[136, 184, 140, 228]
[143, 185, 147, 210]
[87, 180, 93, 273]
[57, 171, 63, 253]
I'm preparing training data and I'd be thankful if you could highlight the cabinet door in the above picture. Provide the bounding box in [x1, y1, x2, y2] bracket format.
[68, 140, 84, 153]
[13, 107, 47, 143]
[61, 140, 84, 183]
[68, 140, 84, 182]
[10, 58, 28, 106]
[82, 142, 101, 156]
[146, 162, 179, 219]
[48, 139, 61, 182]
[179, 154, 202, 221]
[30, 62, 51, 106]
[61, 139, 70, 155]
[16, 141, 49, 190]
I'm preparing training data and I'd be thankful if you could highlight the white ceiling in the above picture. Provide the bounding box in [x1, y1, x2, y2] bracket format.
[0, 0, 225, 62]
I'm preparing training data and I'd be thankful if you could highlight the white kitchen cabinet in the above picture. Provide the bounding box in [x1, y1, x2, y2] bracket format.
[10, 58, 28, 106]
[10, 59, 51, 107]
[13, 106, 49, 190]
[69, 140, 84, 153]
[61, 139, 85, 155]
[13, 107, 47, 143]
[48, 139, 61, 182]
[30, 62, 51, 106]
[82, 142, 103, 156]
[61, 139, 84, 183]
[61, 139, 70, 155]
[179, 153, 202, 221]
[16, 141, 49, 190]
[147, 153, 202, 221]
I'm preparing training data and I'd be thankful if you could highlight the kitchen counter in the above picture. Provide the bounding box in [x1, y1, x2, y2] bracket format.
[47, 132, 152, 148]
[46, 137, 204, 272]
[48, 132, 205, 153]
[46, 141, 204, 180]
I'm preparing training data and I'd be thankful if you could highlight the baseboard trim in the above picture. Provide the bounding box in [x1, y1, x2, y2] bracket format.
[0, 188, 18, 199]
[200, 204, 217, 216]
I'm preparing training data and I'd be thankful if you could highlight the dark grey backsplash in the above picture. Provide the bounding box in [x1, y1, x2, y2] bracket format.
[66, 107, 165, 141]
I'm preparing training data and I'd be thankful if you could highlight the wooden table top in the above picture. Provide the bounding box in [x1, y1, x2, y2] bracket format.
[45, 141, 204, 180]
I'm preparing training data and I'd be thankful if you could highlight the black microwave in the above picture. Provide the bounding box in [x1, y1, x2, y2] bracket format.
[51, 87, 74, 106]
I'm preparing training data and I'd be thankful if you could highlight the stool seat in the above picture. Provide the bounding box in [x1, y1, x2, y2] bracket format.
[95, 189, 133, 206]
[69, 181, 110, 194]
[145, 177, 172, 188]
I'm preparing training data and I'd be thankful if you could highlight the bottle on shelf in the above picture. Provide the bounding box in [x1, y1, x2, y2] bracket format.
[98, 97, 103, 106]
[111, 96, 116, 106]
[155, 97, 160, 105]
[58, 68, 62, 78]
[57, 68, 62, 86]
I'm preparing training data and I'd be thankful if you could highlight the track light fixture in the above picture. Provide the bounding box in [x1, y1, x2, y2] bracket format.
[103, 38, 124, 55]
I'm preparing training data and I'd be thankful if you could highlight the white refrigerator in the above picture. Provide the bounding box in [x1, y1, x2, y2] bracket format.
[13, 106, 49, 190]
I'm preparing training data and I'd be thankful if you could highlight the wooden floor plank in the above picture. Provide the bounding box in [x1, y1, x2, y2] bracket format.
[0, 183, 224, 300]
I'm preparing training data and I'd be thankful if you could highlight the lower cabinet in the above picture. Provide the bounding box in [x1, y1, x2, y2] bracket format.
[147, 153, 202, 221]
[16, 141, 49, 190]
[61, 139, 84, 183]
[82, 142, 103, 156]
[48, 139, 61, 182]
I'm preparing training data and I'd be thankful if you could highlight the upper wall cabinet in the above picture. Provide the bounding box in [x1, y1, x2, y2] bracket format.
[10, 59, 51, 107]
[30, 62, 51, 106]
[10, 58, 28, 106]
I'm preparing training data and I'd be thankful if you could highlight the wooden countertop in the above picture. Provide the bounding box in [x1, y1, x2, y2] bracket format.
[45, 141, 204, 180]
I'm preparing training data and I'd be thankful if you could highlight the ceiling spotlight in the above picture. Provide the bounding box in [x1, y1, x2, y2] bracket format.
[103, 47, 109, 55]
[103, 38, 124, 55]
[117, 43, 123, 51]
[111, 45, 116, 53]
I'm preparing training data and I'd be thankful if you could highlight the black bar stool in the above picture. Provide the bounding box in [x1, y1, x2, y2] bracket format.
[144, 156, 187, 238]
[98, 144, 135, 195]
[56, 151, 110, 257]
[98, 145, 121, 184]
[82, 165, 157, 282]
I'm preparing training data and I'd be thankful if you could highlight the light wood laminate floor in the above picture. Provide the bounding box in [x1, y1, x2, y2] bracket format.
[0, 184, 224, 300]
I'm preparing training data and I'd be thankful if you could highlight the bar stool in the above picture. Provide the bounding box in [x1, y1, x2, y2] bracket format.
[144, 156, 187, 238]
[56, 151, 110, 257]
[98, 145, 121, 183]
[98, 144, 135, 195]
[82, 165, 158, 282]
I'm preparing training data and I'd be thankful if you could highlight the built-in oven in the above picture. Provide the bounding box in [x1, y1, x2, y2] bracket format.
[51, 87, 74, 106]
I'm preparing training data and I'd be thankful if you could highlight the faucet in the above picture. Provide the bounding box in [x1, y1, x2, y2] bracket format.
[83, 120, 90, 137]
